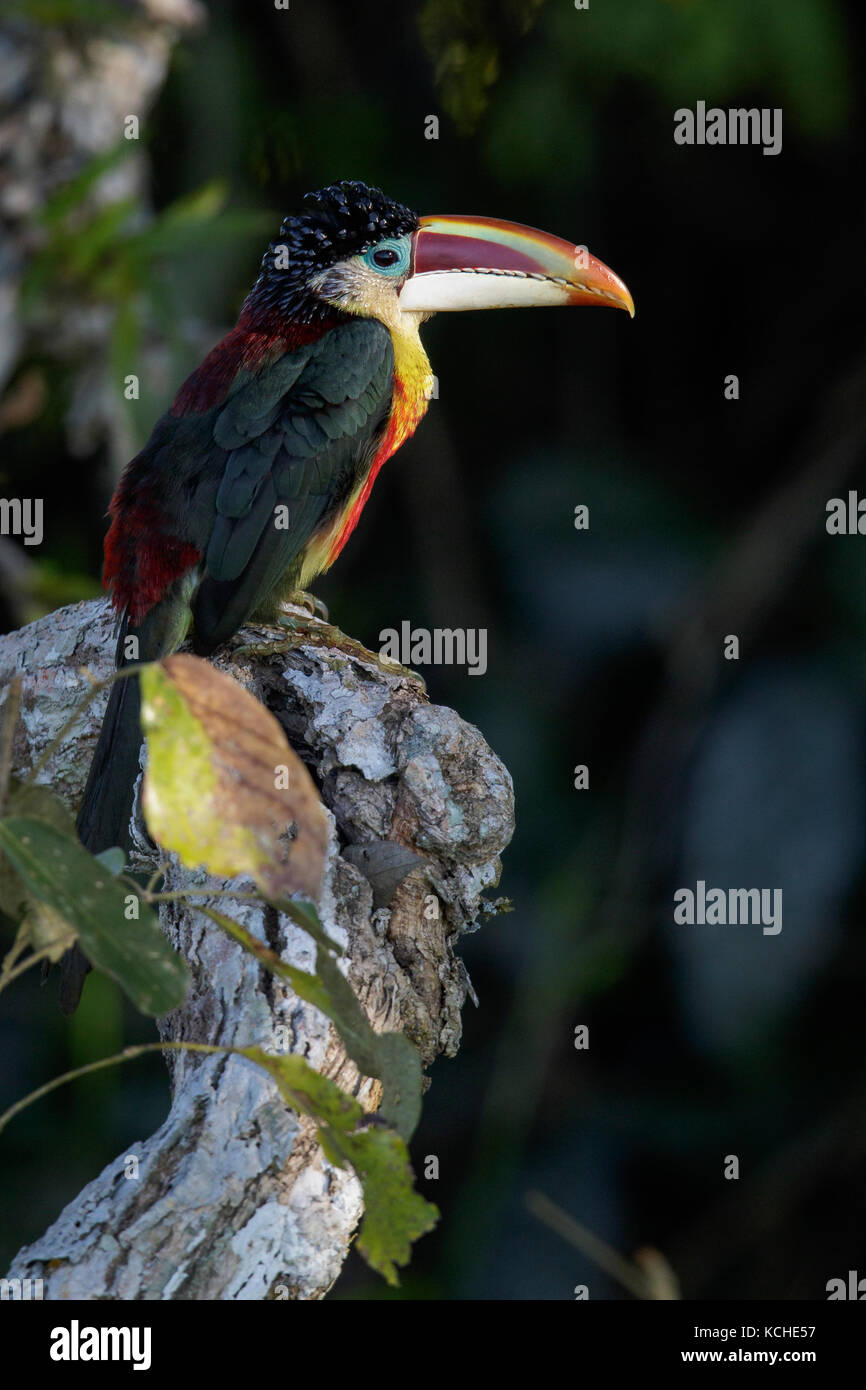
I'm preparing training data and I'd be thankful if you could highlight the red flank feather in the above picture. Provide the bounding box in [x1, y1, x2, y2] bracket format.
[103, 486, 201, 624]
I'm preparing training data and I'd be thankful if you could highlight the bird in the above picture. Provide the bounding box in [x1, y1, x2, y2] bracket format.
[61, 179, 634, 1013]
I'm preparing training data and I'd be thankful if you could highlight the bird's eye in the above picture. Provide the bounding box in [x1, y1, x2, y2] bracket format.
[364, 240, 408, 276]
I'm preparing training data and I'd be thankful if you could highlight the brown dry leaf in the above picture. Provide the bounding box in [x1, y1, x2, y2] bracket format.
[141, 654, 328, 899]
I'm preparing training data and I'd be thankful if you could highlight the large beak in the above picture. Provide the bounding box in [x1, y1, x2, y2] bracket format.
[399, 214, 634, 317]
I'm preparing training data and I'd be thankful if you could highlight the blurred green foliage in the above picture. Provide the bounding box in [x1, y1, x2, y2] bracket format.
[419, 0, 849, 147]
[20, 144, 273, 446]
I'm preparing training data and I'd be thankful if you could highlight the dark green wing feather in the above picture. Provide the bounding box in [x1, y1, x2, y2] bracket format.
[191, 318, 393, 653]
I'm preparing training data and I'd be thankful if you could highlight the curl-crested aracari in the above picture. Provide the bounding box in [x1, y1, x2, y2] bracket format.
[62, 180, 633, 1012]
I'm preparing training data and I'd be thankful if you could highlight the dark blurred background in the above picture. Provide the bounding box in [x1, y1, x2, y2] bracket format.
[2, 0, 865, 1299]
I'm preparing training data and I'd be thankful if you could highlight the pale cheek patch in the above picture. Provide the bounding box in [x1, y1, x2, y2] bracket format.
[310, 260, 404, 323]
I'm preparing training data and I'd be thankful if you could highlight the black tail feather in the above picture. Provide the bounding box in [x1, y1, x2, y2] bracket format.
[58, 941, 93, 1017]
[60, 592, 192, 1012]
[59, 667, 144, 1014]
[75, 671, 143, 857]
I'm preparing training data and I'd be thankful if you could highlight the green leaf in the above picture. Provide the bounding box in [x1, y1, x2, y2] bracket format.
[125, 182, 228, 258]
[204, 905, 422, 1141]
[39, 141, 130, 228]
[0, 1036, 436, 1285]
[243, 1046, 437, 1285]
[7, 778, 77, 834]
[342, 842, 425, 908]
[314, 946, 422, 1140]
[0, 818, 188, 1014]
[242, 1046, 364, 1129]
[94, 847, 127, 876]
[371, 1032, 424, 1143]
[21, 899, 76, 958]
[0, 779, 77, 930]
[275, 895, 342, 954]
[64, 198, 138, 279]
[201, 907, 335, 1016]
[321, 1125, 438, 1286]
[0, 849, 28, 923]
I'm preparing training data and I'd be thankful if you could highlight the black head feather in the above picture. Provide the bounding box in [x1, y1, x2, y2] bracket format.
[247, 181, 419, 322]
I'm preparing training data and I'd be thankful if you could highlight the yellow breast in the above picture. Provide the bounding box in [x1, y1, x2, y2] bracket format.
[299, 313, 432, 586]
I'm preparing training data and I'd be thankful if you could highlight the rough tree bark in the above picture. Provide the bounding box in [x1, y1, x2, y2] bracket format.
[0, 598, 514, 1299]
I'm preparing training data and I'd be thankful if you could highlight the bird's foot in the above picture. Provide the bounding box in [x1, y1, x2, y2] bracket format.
[376, 652, 428, 691]
[273, 593, 329, 637]
[276, 613, 314, 636]
[232, 613, 426, 691]
[284, 590, 329, 621]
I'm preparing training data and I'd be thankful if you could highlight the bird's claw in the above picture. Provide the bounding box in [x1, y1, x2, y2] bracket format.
[233, 617, 426, 691]
[284, 590, 329, 621]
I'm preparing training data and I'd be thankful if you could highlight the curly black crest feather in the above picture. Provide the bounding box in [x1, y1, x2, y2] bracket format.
[248, 181, 419, 321]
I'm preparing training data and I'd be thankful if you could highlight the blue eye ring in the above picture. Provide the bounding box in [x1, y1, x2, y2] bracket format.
[363, 238, 409, 276]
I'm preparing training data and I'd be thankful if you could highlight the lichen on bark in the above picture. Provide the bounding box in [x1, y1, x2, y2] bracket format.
[0, 597, 514, 1299]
